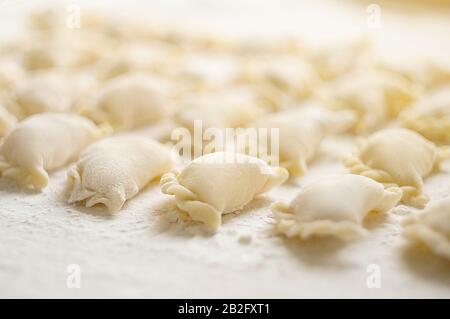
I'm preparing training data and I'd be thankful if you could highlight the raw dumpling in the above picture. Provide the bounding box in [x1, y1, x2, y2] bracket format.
[0, 113, 107, 189]
[68, 135, 173, 213]
[174, 88, 263, 131]
[345, 128, 448, 207]
[377, 55, 450, 89]
[86, 72, 170, 130]
[0, 60, 24, 90]
[11, 72, 73, 118]
[177, 53, 240, 91]
[160, 152, 289, 229]
[240, 55, 320, 110]
[273, 174, 402, 240]
[10, 71, 96, 119]
[318, 70, 419, 132]
[0, 104, 16, 138]
[308, 37, 370, 80]
[96, 42, 178, 81]
[403, 197, 450, 260]
[252, 105, 355, 175]
[399, 85, 450, 144]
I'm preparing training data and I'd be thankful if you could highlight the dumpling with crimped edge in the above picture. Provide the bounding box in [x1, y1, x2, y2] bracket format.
[0, 104, 16, 138]
[344, 128, 450, 208]
[317, 70, 420, 133]
[160, 152, 289, 229]
[273, 174, 402, 241]
[0, 113, 108, 190]
[84, 72, 171, 131]
[403, 197, 450, 260]
[68, 135, 173, 213]
[399, 85, 450, 145]
[252, 105, 355, 175]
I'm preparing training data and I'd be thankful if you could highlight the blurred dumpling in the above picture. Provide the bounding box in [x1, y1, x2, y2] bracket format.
[399, 85, 450, 144]
[0, 104, 16, 138]
[252, 105, 355, 175]
[318, 70, 420, 132]
[403, 197, 450, 260]
[85, 72, 171, 130]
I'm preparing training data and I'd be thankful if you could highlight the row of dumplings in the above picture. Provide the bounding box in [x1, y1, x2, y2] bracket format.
[0, 111, 449, 261]
[1, 9, 450, 137]
[0, 8, 449, 261]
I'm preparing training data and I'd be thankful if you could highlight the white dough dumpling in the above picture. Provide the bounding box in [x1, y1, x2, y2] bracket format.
[308, 37, 370, 80]
[11, 72, 74, 118]
[160, 152, 289, 229]
[0, 104, 16, 138]
[68, 135, 173, 213]
[240, 55, 320, 109]
[400, 85, 450, 144]
[403, 197, 450, 260]
[318, 70, 419, 132]
[253, 105, 355, 175]
[0, 113, 107, 189]
[10, 71, 96, 119]
[273, 174, 402, 240]
[345, 128, 448, 207]
[86, 72, 170, 130]
[174, 88, 263, 131]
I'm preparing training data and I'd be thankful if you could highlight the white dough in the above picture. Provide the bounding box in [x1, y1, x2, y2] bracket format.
[308, 37, 370, 80]
[345, 128, 448, 207]
[0, 60, 24, 90]
[178, 53, 239, 91]
[253, 105, 355, 175]
[11, 72, 73, 118]
[318, 70, 419, 132]
[273, 174, 402, 241]
[240, 55, 319, 109]
[0, 104, 17, 138]
[86, 72, 170, 130]
[68, 135, 173, 213]
[160, 152, 289, 229]
[377, 55, 450, 89]
[400, 85, 450, 144]
[174, 88, 263, 131]
[0, 113, 107, 190]
[403, 197, 450, 260]
[10, 71, 96, 119]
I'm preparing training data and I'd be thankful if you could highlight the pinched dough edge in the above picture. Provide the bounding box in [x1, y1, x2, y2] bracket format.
[161, 166, 288, 229]
[344, 141, 450, 208]
[272, 203, 369, 241]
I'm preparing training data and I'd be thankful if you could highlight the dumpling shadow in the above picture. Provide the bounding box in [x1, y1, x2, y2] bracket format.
[148, 196, 216, 239]
[0, 179, 41, 195]
[282, 236, 351, 268]
[222, 195, 273, 224]
[66, 203, 115, 219]
[401, 244, 450, 287]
